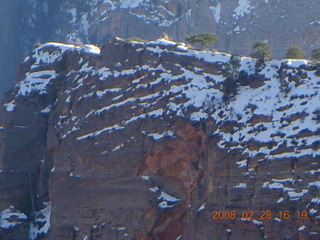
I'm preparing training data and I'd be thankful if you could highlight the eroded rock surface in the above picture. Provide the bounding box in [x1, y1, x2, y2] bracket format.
[0, 38, 319, 239]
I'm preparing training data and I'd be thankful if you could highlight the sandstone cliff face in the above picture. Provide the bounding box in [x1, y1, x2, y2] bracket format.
[0, 38, 320, 240]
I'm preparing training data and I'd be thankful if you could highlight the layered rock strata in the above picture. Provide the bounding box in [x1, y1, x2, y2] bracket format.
[0, 38, 319, 239]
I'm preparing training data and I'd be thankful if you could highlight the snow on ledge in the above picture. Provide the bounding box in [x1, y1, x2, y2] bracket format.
[148, 39, 178, 46]
[45, 42, 100, 54]
[233, 183, 247, 188]
[0, 206, 27, 229]
[103, 0, 144, 10]
[157, 191, 181, 209]
[17, 70, 57, 96]
[29, 202, 51, 240]
[197, 202, 206, 212]
[281, 59, 310, 67]
[148, 130, 175, 140]
[4, 101, 16, 112]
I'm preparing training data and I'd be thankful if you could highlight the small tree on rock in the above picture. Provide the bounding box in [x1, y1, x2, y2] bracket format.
[222, 76, 238, 102]
[185, 33, 218, 50]
[285, 45, 305, 59]
[251, 40, 271, 60]
[222, 55, 241, 101]
[311, 48, 320, 61]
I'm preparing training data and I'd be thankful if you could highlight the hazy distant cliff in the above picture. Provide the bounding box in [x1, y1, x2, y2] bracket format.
[0, 38, 319, 239]
[0, 0, 22, 95]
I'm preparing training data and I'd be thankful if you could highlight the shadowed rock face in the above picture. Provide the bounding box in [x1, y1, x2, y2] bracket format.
[0, 38, 320, 239]
[0, 0, 22, 96]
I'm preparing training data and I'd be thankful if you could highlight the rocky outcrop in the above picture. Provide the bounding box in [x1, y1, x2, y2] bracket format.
[3, 0, 320, 96]
[0, 38, 320, 239]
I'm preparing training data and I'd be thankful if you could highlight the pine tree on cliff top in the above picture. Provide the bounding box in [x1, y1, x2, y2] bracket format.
[186, 33, 218, 50]
[285, 45, 305, 59]
[251, 40, 271, 60]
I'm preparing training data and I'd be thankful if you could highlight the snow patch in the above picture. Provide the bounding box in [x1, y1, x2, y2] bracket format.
[186, 9, 192, 23]
[41, 105, 51, 114]
[210, 3, 221, 23]
[77, 124, 124, 140]
[4, 101, 16, 112]
[112, 143, 124, 151]
[29, 202, 51, 240]
[309, 181, 320, 188]
[69, 8, 77, 23]
[81, 13, 89, 36]
[282, 59, 309, 68]
[236, 159, 247, 168]
[0, 206, 27, 229]
[149, 186, 159, 193]
[141, 176, 150, 181]
[105, 0, 144, 10]
[233, 0, 254, 19]
[309, 209, 317, 215]
[197, 202, 206, 212]
[81, 44, 100, 55]
[158, 191, 181, 209]
[233, 183, 247, 188]
[277, 197, 284, 203]
[17, 70, 57, 96]
[252, 219, 263, 225]
[148, 131, 175, 140]
[29, 202, 51, 239]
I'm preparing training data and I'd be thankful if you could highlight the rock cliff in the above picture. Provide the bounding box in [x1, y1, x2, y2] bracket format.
[0, 38, 320, 240]
[2, 0, 320, 95]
